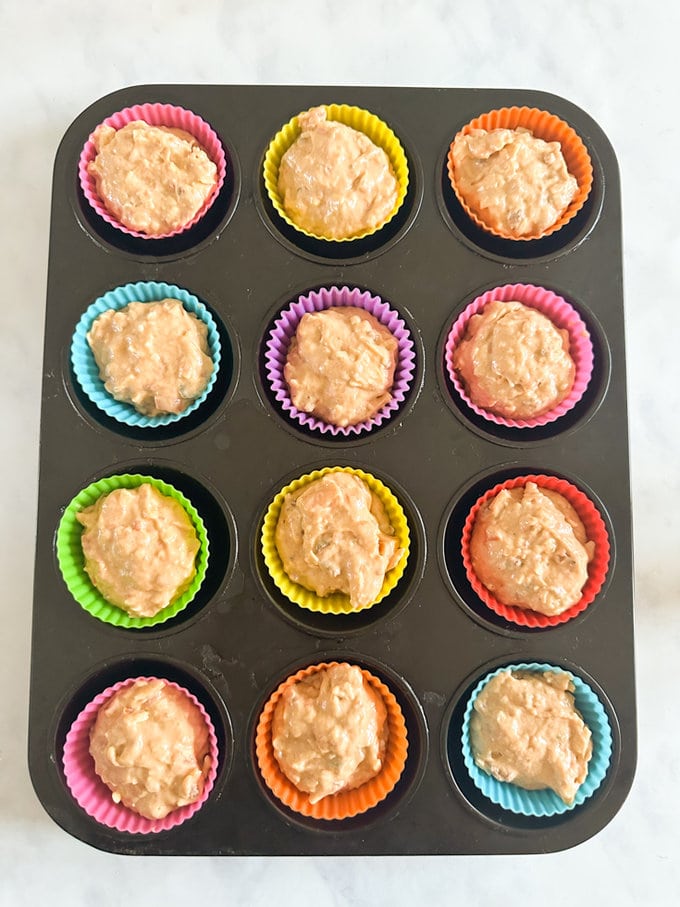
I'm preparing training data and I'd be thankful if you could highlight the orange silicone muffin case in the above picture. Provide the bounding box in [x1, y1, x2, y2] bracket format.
[255, 661, 408, 820]
[447, 106, 593, 241]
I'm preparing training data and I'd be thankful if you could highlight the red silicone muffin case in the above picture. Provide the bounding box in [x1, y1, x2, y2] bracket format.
[460, 474, 610, 628]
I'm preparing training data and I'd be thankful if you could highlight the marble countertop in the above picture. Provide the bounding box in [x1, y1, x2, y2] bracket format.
[2, 1, 678, 904]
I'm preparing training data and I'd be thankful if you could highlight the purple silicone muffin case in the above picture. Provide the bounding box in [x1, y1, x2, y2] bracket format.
[264, 284, 416, 437]
[30, 85, 634, 856]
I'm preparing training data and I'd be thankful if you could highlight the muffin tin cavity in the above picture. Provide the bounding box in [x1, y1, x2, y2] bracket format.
[442, 659, 619, 831]
[67, 297, 237, 445]
[56, 472, 211, 630]
[438, 291, 611, 447]
[259, 284, 421, 444]
[436, 139, 604, 263]
[253, 465, 426, 637]
[255, 123, 422, 264]
[250, 653, 428, 832]
[440, 465, 614, 636]
[55, 655, 233, 827]
[71, 282, 221, 425]
[74, 129, 240, 260]
[58, 464, 236, 632]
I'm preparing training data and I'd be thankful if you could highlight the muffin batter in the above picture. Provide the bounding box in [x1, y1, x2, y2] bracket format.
[470, 481, 594, 615]
[452, 300, 575, 418]
[275, 472, 403, 610]
[87, 298, 214, 417]
[272, 663, 387, 803]
[87, 120, 217, 235]
[89, 678, 211, 819]
[451, 127, 578, 236]
[284, 307, 398, 426]
[470, 669, 593, 804]
[76, 483, 200, 618]
[278, 106, 398, 239]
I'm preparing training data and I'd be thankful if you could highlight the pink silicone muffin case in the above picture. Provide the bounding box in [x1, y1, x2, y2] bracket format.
[445, 283, 594, 429]
[78, 102, 227, 239]
[62, 676, 219, 834]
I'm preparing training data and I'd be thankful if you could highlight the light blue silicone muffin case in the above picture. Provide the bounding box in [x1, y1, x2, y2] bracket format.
[461, 662, 613, 817]
[71, 280, 221, 428]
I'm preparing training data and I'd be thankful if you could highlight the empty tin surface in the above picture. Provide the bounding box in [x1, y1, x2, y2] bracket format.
[29, 85, 635, 855]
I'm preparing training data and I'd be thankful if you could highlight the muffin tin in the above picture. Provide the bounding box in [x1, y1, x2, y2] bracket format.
[29, 85, 635, 855]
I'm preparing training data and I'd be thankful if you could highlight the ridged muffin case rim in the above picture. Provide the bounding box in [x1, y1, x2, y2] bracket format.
[439, 655, 620, 830]
[460, 662, 613, 818]
[437, 285, 611, 449]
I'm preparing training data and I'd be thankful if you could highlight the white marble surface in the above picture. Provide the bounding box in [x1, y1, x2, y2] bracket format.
[2, 0, 679, 904]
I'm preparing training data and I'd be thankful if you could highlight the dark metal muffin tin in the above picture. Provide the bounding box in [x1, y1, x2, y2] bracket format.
[29, 85, 635, 855]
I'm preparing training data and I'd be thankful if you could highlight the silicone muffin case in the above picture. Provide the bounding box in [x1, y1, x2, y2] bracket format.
[29, 85, 635, 855]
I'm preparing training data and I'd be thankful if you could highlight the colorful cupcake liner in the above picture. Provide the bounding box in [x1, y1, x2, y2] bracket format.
[447, 106, 593, 241]
[255, 661, 408, 820]
[461, 662, 613, 817]
[444, 283, 594, 429]
[56, 474, 209, 629]
[78, 102, 227, 239]
[263, 103, 409, 242]
[461, 474, 610, 628]
[63, 676, 219, 833]
[71, 281, 222, 429]
[264, 285, 416, 437]
[261, 466, 410, 615]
